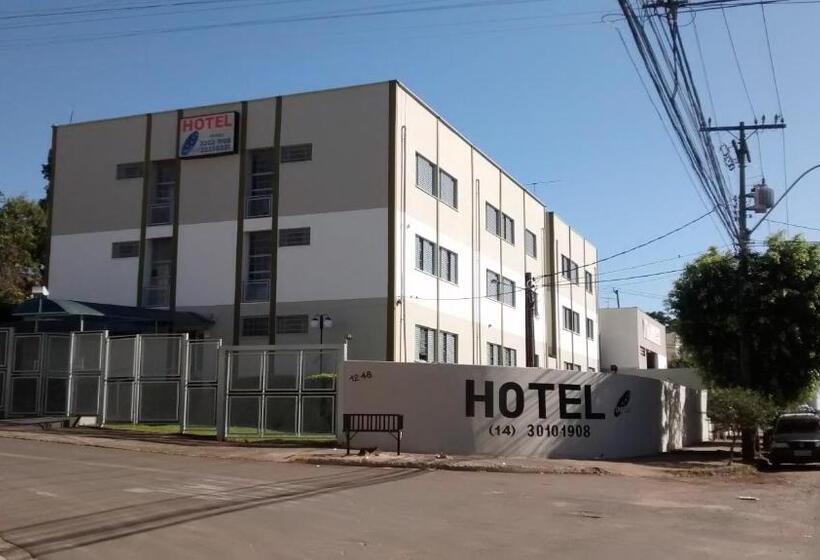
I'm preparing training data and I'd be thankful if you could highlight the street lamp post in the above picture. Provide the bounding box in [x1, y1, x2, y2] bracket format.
[310, 314, 333, 372]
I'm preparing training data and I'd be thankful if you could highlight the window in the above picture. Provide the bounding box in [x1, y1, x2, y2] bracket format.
[501, 277, 516, 307]
[488, 343, 516, 366]
[439, 246, 458, 284]
[242, 316, 269, 337]
[640, 346, 646, 356]
[525, 229, 537, 258]
[586, 318, 595, 340]
[485, 203, 514, 244]
[281, 143, 312, 163]
[503, 214, 515, 244]
[112, 241, 139, 259]
[279, 227, 310, 247]
[416, 154, 436, 196]
[415, 235, 436, 275]
[487, 269, 515, 307]
[563, 306, 580, 334]
[488, 343, 502, 366]
[486, 203, 500, 236]
[148, 160, 177, 225]
[504, 347, 517, 367]
[534, 354, 540, 367]
[439, 169, 457, 208]
[276, 315, 308, 334]
[561, 255, 572, 280]
[585, 271, 594, 294]
[416, 154, 458, 209]
[247, 149, 275, 218]
[486, 269, 500, 300]
[116, 162, 143, 180]
[145, 238, 173, 307]
[438, 330, 458, 364]
[415, 325, 436, 363]
[245, 231, 271, 301]
[564, 362, 581, 371]
[560, 255, 579, 284]
[588, 367, 596, 372]
[416, 235, 457, 284]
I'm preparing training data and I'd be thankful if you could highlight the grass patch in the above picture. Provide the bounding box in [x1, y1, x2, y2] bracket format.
[100, 423, 336, 446]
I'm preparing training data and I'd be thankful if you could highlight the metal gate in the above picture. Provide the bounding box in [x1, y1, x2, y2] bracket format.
[67, 331, 107, 416]
[5, 333, 45, 417]
[217, 344, 345, 440]
[182, 339, 222, 434]
[0, 328, 11, 418]
[102, 334, 189, 425]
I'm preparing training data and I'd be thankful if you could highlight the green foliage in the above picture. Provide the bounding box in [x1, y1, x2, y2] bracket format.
[646, 310, 673, 327]
[669, 235, 820, 405]
[0, 193, 47, 304]
[707, 387, 776, 431]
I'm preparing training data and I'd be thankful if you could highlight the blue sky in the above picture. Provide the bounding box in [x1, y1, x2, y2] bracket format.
[2, 0, 819, 312]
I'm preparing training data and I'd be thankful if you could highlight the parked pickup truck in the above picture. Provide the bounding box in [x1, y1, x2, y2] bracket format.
[768, 413, 820, 467]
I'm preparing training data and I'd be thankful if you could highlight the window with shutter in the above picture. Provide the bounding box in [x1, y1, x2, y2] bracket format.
[503, 214, 515, 244]
[116, 162, 144, 180]
[525, 230, 537, 258]
[439, 169, 457, 208]
[276, 315, 308, 334]
[485, 203, 499, 235]
[112, 241, 139, 259]
[279, 227, 310, 247]
[281, 143, 312, 163]
[486, 269, 500, 300]
[416, 154, 436, 196]
[241, 316, 269, 337]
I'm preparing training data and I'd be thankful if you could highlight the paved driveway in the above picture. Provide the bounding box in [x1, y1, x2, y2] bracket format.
[0, 438, 816, 559]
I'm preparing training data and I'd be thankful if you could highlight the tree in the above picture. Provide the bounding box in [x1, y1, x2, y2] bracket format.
[0, 192, 47, 305]
[669, 235, 820, 407]
[707, 387, 775, 464]
[646, 310, 673, 327]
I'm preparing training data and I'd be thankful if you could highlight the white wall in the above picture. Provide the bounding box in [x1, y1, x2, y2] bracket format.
[49, 229, 141, 306]
[276, 208, 387, 302]
[342, 361, 695, 459]
[176, 221, 237, 307]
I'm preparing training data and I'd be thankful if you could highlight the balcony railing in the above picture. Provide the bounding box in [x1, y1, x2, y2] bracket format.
[143, 284, 170, 308]
[148, 203, 173, 226]
[243, 280, 270, 302]
[246, 195, 272, 218]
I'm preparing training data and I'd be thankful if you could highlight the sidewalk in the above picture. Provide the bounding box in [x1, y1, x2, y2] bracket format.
[0, 426, 759, 479]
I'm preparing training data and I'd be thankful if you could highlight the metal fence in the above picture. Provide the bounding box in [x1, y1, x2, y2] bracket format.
[0, 329, 341, 440]
[217, 344, 345, 440]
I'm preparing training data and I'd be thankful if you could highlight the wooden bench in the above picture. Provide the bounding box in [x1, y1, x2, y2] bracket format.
[343, 413, 404, 455]
[0, 416, 80, 430]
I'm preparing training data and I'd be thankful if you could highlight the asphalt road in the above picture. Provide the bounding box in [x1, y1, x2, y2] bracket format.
[0, 438, 816, 559]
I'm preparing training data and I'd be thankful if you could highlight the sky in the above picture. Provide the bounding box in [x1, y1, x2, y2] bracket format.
[2, 0, 819, 312]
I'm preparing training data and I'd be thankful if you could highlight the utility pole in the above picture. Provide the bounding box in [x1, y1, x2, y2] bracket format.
[612, 289, 621, 309]
[702, 119, 785, 461]
[525, 273, 536, 367]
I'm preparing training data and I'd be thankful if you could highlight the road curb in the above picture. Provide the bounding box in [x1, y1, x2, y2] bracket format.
[288, 454, 614, 475]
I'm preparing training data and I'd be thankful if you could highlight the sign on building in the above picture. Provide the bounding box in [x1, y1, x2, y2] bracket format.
[341, 361, 700, 459]
[178, 112, 238, 158]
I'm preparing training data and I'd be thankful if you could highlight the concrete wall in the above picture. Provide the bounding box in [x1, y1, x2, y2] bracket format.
[599, 308, 667, 371]
[341, 360, 696, 459]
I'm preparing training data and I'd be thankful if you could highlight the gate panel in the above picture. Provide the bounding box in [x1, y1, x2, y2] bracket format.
[0, 329, 11, 418]
[182, 339, 221, 433]
[44, 335, 70, 414]
[8, 334, 44, 417]
[102, 335, 138, 424]
[221, 344, 344, 439]
[68, 332, 107, 417]
[136, 334, 187, 424]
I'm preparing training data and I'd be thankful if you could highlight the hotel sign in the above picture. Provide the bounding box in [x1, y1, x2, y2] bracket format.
[178, 112, 238, 159]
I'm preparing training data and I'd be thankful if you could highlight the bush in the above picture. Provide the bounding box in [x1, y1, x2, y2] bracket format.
[708, 387, 775, 464]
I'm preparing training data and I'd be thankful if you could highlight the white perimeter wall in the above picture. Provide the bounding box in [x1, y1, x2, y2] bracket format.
[341, 361, 700, 459]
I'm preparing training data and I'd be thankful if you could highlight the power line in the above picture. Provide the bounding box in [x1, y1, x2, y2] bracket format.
[0, 0, 566, 48]
[765, 218, 820, 232]
[720, 6, 766, 172]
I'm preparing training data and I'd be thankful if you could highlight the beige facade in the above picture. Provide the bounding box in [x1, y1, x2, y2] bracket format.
[47, 80, 598, 367]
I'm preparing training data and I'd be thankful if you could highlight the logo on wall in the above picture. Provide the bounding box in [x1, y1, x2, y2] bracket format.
[614, 390, 631, 417]
[177, 112, 238, 159]
[180, 131, 199, 157]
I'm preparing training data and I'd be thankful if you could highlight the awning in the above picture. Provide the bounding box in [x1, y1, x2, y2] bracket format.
[13, 297, 213, 332]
